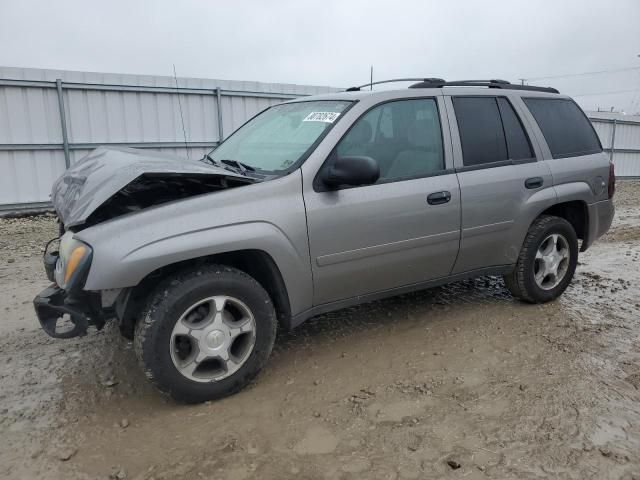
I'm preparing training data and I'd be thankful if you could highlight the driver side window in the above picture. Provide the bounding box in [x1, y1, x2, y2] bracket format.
[336, 98, 444, 182]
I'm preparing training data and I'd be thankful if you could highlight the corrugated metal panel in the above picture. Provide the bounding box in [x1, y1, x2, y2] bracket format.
[0, 150, 64, 204]
[611, 122, 640, 150]
[0, 86, 62, 144]
[220, 95, 281, 135]
[588, 112, 640, 177]
[0, 66, 338, 210]
[611, 152, 640, 177]
[591, 121, 613, 149]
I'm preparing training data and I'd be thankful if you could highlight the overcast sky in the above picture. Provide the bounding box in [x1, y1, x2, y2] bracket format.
[1, 0, 639, 113]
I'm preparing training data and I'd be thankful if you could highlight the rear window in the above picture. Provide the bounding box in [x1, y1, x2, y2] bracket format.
[523, 98, 602, 159]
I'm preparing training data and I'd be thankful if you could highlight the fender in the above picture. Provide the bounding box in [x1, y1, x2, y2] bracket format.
[75, 171, 313, 315]
[552, 180, 613, 250]
[552, 181, 597, 204]
[511, 181, 594, 259]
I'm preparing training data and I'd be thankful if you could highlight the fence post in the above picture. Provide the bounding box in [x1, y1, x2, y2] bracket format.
[216, 87, 224, 143]
[608, 119, 617, 162]
[55, 79, 71, 168]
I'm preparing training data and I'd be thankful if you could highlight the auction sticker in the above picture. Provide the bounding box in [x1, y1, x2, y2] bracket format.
[303, 112, 341, 123]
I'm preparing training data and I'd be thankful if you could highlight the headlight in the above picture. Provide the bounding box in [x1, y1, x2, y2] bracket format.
[54, 232, 93, 290]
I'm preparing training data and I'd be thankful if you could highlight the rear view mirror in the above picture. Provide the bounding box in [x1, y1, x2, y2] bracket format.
[322, 156, 380, 188]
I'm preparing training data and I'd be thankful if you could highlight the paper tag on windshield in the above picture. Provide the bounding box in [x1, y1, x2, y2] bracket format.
[303, 112, 341, 123]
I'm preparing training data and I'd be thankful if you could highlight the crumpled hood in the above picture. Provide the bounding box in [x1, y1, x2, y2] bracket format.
[52, 146, 251, 228]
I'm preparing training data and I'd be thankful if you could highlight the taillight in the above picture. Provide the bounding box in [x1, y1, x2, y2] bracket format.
[608, 161, 616, 199]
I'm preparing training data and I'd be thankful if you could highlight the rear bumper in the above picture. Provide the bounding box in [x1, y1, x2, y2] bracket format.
[582, 199, 615, 251]
[33, 285, 108, 338]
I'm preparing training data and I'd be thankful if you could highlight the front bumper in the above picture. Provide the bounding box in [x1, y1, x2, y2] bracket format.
[34, 285, 107, 338]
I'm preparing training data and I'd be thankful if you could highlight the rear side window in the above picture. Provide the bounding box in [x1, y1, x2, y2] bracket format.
[523, 98, 602, 159]
[453, 96, 534, 167]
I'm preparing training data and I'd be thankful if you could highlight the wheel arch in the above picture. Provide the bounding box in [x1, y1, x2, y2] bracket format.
[537, 200, 589, 250]
[116, 249, 292, 339]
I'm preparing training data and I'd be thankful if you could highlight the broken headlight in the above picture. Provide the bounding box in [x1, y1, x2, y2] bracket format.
[54, 231, 93, 291]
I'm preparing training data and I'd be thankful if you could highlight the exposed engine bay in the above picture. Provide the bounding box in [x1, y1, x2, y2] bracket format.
[83, 172, 253, 229]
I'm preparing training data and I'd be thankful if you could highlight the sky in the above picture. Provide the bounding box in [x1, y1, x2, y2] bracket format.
[1, 0, 639, 113]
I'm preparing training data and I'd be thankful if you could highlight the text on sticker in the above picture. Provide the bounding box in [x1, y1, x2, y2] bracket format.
[303, 112, 341, 123]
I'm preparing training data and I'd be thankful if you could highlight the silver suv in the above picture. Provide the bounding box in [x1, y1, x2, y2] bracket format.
[34, 78, 615, 403]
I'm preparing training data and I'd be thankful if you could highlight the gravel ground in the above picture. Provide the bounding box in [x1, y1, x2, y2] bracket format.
[1, 182, 639, 480]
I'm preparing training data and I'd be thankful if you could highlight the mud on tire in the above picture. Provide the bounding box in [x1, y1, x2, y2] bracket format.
[134, 264, 277, 404]
[504, 215, 579, 303]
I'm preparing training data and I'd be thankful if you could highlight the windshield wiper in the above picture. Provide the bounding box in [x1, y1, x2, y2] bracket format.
[220, 159, 256, 172]
[201, 154, 249, 177]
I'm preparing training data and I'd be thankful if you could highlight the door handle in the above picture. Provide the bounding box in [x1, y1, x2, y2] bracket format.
[427, 191, 451, 205]
[525, 177, 544, 189]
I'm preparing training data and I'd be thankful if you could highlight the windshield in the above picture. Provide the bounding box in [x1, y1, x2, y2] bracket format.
[207, 100, 351, 172]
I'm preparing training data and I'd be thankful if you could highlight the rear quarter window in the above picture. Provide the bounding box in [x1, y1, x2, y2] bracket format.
[523, 98, 602, 159]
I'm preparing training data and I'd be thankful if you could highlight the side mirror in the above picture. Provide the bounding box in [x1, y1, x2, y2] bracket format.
[322, 156, 380, 188]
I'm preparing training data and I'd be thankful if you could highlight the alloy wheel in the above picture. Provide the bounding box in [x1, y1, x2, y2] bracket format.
[169, 296, 256, 382]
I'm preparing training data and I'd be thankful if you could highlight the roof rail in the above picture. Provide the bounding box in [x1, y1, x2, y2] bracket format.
[345, 78, 559, 94]
[345, 78, 445, 91]
[409, 79, 559, 94]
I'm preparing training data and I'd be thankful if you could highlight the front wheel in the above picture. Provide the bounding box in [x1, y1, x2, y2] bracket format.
[504, 215, 578, 303]
[134, 265, 277, 403]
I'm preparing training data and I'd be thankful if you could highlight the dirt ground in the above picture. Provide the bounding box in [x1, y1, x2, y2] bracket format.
[1, 183, 639, 480]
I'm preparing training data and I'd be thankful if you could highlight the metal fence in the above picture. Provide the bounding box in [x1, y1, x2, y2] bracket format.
[0, 67, 337, 212]
[1, 68, 638, 213]
[589, 113, 640, 178]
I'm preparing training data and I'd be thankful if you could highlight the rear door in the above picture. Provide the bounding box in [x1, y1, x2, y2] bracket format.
[521, 97, 610, 204]
[303, 96, 461, 305]
[446, 94, 556, 273]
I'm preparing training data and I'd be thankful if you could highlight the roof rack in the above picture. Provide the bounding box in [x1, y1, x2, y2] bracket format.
[345, 78, 559, 94]
[345, 78, 435, 91]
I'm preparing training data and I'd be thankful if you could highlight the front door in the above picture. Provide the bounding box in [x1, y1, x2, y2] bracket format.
[303, 97, 461, 305]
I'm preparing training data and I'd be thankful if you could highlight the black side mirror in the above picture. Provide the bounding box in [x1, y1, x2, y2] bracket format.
[322, 156, 380, 188]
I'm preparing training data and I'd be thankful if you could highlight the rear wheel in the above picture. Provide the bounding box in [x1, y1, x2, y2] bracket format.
[504, 215, 578, 303]
[134, 265, 277, 403]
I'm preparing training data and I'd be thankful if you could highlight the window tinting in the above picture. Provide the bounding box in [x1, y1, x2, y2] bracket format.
[497, 97, 534, 160]
[524, 98, 602, 159]
[335, 99, 444, 181]
[453, 97, 508, 166]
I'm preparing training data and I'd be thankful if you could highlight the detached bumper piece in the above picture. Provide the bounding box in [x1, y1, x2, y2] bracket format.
[34, 285, 107, 339]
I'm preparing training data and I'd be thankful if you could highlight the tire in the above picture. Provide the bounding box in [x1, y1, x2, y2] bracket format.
[503, 215, 578, 303]
[134, 264, 277, 403]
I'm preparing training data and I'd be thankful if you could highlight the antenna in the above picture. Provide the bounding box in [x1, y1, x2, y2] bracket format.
[370, 65, 373, 91]
[173, 64, 190, 159]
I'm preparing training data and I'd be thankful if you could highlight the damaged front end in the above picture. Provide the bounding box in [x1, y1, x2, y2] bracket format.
[85, 172, 252, 227]
[36, 146, 257, 339]
[34, 231, 104, 338]
[34, 285, 106, 338]
[52, 146, 255, 230]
